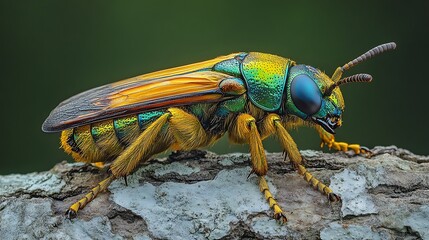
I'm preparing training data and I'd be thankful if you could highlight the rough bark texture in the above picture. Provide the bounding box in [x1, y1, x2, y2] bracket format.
[1, 146, 429, 240]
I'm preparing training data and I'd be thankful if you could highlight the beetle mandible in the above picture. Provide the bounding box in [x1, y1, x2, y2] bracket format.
[42, 42, 396, 222]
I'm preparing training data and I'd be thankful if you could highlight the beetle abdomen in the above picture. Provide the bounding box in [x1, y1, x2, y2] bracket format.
[61, 110, 167, 163]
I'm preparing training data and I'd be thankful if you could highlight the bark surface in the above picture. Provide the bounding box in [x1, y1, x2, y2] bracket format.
[1, 146, 428, 239]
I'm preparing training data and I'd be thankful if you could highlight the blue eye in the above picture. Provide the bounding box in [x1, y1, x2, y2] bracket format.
[290, 74, 322, 115]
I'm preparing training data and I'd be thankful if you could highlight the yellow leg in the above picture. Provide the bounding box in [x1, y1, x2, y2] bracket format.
[297, 165, 340, 202]
[263, 114, 341, 202]
[229, 113, 268, 176]
[112, 107, 211, 177]
[316, 126, 371, 156]
[91, 162, 105, 169]
[110, 112, 171, 177]
[229, 114, 288, 222]
[67, 107, 216, 217]
[66, 175, 115, 218]
[167, 108, 212, 150]
[67, 111, 172, 218]
[259, 176, 287, 223]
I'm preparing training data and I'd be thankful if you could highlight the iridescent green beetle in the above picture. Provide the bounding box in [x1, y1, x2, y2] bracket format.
[42, 42, 396, 221]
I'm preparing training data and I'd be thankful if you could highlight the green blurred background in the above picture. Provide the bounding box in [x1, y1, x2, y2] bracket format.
[1, 1, 428, 175]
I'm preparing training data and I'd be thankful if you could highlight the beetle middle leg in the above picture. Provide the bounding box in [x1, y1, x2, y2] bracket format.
[316, 125, 372, 157]
[170, 110, 286, 222]
[229, 113, 287, 222]
[262, 114, 342, 203]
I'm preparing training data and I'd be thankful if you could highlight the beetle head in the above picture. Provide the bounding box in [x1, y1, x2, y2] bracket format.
[284, 65, 346, 134]
[283, 42, 396, 134]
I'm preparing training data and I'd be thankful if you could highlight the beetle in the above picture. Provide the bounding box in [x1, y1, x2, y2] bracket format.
[42, 42, 396, 222]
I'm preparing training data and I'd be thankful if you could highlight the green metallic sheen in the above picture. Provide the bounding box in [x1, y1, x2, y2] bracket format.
[113, 116, 138, 140]
[220, 95, 246, 113]
[241, 52, 292, 112]
[313, 101, 333, 119]
[213, 58, 243, 77]
[188, 103, 211, 118]
[312, 91, 342, 119]
[137, 110, 165, 129]
[90, 121, 117, 143]
[285, 65, 343, 120]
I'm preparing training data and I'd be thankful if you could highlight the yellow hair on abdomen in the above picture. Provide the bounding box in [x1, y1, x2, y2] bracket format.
[60, 129, 89, 163]
[73, 125, 105, 163]
[90, 120, 123, 158]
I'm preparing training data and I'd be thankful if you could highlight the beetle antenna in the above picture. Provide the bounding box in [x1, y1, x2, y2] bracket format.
[324, 73, 372, 97]
[337, 73, 373, 85]
[331, 42, 396, 82]
[341, 42, 396, 71]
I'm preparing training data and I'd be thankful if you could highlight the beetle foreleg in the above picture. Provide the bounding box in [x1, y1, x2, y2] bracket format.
[316, 126, 372, 157]
[264, 114, 342, 203]
[262, 114, 302, 166]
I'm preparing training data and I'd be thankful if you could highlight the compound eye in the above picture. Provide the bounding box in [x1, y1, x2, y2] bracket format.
[290, 74, 322, 115]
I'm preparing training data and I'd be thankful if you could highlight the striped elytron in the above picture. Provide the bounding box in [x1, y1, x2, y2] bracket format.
[42, 42, 396, 222]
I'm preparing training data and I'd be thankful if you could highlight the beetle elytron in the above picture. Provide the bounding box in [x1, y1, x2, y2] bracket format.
[42, 42, 396, 222]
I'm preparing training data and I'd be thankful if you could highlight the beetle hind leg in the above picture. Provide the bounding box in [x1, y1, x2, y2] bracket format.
[66, 175, 115, 219]
[66, 112, 172, 217]
[110, 112, 172, 177]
